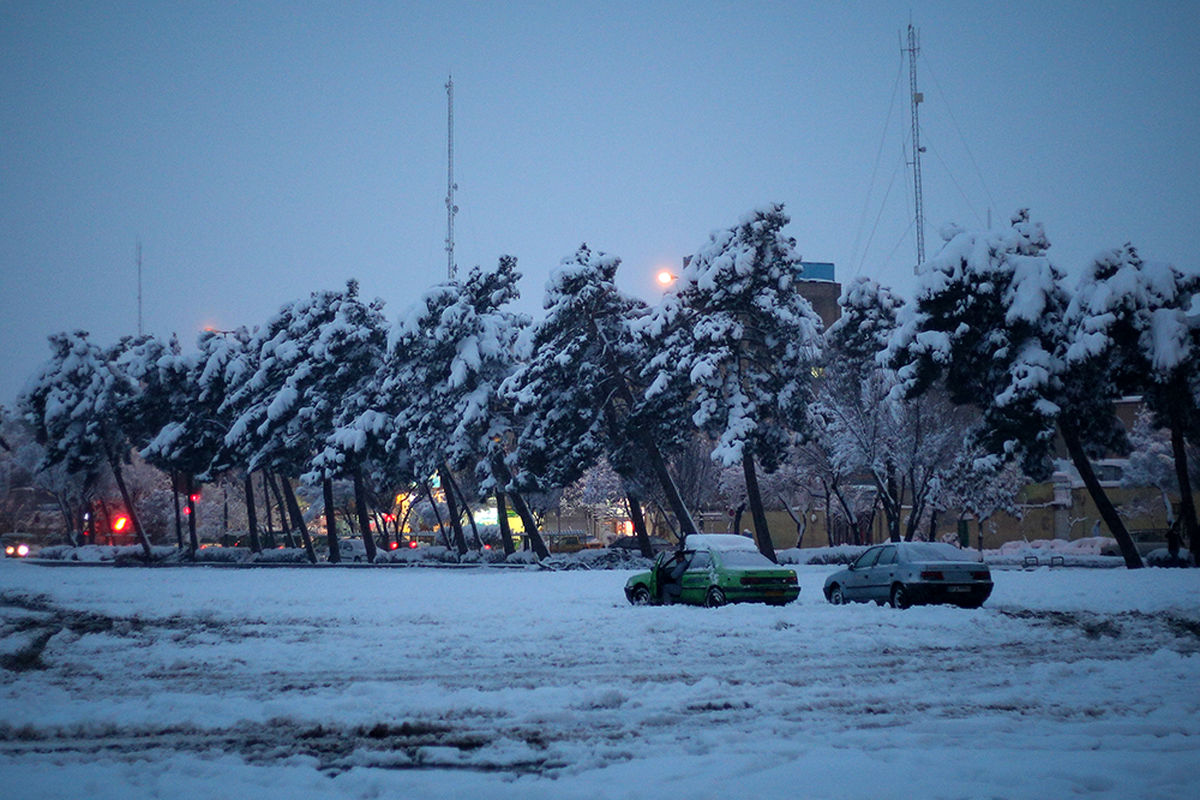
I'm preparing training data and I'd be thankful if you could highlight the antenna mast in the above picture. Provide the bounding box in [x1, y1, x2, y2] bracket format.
[444, 75, 458, 281]
[136, 239, 143, 336]
[906, 23, 926, 268]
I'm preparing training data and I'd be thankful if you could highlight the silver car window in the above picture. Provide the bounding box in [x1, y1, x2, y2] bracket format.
[876, 547, 897, 566]
[853, 547, 882, 569]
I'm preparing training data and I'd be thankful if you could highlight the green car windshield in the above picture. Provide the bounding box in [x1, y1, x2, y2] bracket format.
[716, 549, 776, 568]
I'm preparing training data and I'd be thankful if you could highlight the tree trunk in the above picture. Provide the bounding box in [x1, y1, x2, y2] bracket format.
[903, 490, 926, 542]
[352, 466, 378, 563]
[1167, 388, 1199, 565]
[741, 450, 776, 562]
[779, 496, 806, 550]
[323, 474, 340, 563]
[98, 499, 113, 545]
[244, 473, 261, 553]
[262, 471, 274, 537]
[507, 487, 550, 559]
[488, 454, 549, 559]
[111, 458, 152, 560]
[281, 478, 317, 564]
[822, 482, 835, 547]
[886, 466, 902, 542]
[421, 481, 452, 549]
[731, 502, 746, 536]
[185, 474, 199, 557]
[445, 468, 483, 550]
[437, 466, 469, 555]
[639, 431, 699, 535]
[371, 510, 390, 549]
[495, 491, 516, 556]
[1060, 422, 1143, 569]
[625, 491, 654, 558]
[593, 319, 699, 536]
[171, 470, 183, 549]
[265, 471, 295, 548]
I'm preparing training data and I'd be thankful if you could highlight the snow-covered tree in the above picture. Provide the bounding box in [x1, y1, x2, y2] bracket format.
[505, 245, 697, 557]
[645, 205, 823, 560]
[293, 281, 389, 562]
[143, 329, 251, 553]
[889, 211, 1144, 568]
[814, 278, 899, 539]
[223, 282, 383, 562]
[1067, 244, 1200, 561]
[18, 331, 153, 557]
[935, 446, 1026, 548]
[814, 277, 978, 543]
[1122, 410, 1191, 556]
[386, 260, 531, 556]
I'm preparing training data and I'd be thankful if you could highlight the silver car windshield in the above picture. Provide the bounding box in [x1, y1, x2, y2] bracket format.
[899, 543, 981, 562]
[717, 549, 776, 568]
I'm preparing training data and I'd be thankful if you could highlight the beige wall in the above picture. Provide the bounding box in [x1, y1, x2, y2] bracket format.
[718, 484, 1193, 550]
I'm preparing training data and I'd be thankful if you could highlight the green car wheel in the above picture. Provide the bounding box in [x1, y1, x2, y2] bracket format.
[629, 585, 652, 606]
[704, 587, 726, 608]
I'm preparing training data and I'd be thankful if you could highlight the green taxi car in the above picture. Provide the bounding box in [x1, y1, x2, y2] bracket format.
[624, 534, 800, 607]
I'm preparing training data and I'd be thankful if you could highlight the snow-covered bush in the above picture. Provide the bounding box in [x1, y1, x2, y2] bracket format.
[541, 548, 652, 571]
[191, 547, 252, 563]
[252, 548, 312, 564]
[776, 545, 867, 565]
[32, 544, 177, 563]
[1144, 548, 1194, 567]
[459, 547, 507, 564]
[384, 545, 459, 564]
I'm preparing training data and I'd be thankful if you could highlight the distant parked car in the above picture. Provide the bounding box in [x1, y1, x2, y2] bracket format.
[609, 535, 674, 554]
[3, 534, 34, 558]
[823, 542, 992, 609]
[624, 534, 799, 607]
[338, 539, 370, 562]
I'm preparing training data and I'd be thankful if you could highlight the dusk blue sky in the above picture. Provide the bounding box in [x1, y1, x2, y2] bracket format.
[3, 1, 1198, 406]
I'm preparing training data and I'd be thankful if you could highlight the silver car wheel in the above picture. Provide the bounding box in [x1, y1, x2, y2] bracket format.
[890, 583, 912, 610]
[829, 584, 846, 605]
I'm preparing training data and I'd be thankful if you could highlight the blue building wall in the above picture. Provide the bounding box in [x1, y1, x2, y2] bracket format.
[800, 262, 835, 282]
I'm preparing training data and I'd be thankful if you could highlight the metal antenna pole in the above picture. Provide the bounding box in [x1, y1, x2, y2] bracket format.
[445, 75, 458, 281]
[136, 239, 143, 336]
[906, 23, 926, 268]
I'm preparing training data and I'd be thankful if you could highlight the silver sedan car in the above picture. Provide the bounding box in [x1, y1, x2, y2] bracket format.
[823, 542, 993, 609]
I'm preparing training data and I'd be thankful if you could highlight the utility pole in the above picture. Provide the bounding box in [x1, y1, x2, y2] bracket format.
[905, 23, 926, 268]
[136, 239, 144, 336]
[445, 75, 458, 281]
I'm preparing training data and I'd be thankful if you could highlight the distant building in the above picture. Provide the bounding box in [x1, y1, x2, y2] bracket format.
[674, 257, 842, 328]
[797, 261, 841, 329]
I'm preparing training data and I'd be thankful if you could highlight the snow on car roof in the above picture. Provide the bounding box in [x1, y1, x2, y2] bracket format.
[894, 541, 984, 562]
[682, 533, 759, 552]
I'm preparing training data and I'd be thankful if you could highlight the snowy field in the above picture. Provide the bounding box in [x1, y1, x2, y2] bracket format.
[2, 561, 1198, 800]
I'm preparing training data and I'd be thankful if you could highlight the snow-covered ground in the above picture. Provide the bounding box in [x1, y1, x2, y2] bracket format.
[2, 561, 1198, 800]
